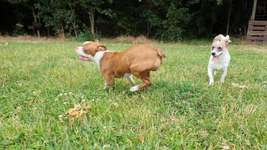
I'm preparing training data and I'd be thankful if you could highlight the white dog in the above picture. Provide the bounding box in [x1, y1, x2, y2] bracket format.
[208, 34, 231, 85]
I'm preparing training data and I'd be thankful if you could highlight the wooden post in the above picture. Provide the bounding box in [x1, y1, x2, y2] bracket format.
[251, 0, 258, 20]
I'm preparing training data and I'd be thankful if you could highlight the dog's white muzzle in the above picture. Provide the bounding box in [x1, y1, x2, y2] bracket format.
[75, 46, 94, 61]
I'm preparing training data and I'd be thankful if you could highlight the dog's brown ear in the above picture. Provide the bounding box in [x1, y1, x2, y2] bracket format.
[97, 45, 107, 51]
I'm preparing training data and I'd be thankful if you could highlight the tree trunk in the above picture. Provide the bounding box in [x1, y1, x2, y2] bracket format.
[69, 4, 78, 38]
[73, 24, 78, 38]
[36, 30, 40, 38]
[47, 27, 50, 37]
[226, 0, 232, 35]
[146, 23, 151, 37]
[88, 10, 95, 38]
[32, 8, 40, 38]
[62, 24, 65, 39]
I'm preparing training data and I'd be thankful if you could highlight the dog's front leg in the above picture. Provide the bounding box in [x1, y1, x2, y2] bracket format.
[103, 73, 114, 90]
[104, 82, 110, 90]
[220, 67, 228, 83]
[208, 67, 214, 86]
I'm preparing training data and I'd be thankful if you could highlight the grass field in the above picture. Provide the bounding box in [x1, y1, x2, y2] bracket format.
[0, 38, 267, 149]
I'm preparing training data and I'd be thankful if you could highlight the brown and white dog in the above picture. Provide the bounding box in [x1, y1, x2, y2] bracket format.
[75, 41, 165, 92]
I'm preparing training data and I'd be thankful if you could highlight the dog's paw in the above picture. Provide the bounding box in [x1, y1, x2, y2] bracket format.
[130, 85, 139, 92]
[103, 86, 111, 92]
[208, 82, 214, 86]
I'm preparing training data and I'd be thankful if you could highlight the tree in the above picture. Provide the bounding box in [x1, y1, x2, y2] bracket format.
[226, 0, 232, 34]
[38, 0, 79, 38]
[79, 0, 113, 38]
[1, 0, 254, 40]
[162, 2, 191, 40]
[7, 0, 42, 37]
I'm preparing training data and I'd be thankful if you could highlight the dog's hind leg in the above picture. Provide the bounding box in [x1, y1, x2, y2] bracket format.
[139, 72, 151, 90]
[220, 68, 228, 83]
[130, 71, 151, 92]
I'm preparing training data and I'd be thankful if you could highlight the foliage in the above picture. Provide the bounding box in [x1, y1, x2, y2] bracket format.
[76, 31, 95, 41]
[38, 0, 79, 36]
[1, 0, 253, 40]
[161, 3, 191, 41]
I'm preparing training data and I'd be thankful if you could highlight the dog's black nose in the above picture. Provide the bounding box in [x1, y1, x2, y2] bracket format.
[211, 52, 216, 56]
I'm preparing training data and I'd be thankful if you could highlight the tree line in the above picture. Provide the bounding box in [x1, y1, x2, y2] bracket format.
[0, 0, 253, 41]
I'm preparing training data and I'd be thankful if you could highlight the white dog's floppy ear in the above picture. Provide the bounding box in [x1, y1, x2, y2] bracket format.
[225, 35, 231, 43]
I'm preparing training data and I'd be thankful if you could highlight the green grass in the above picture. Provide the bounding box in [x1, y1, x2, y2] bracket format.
[0, 38, 267, 149]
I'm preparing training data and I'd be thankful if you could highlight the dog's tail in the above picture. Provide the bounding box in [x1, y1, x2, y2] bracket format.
[155, 48, 166, 61]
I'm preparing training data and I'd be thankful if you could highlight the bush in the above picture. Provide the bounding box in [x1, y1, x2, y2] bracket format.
[75, 31, 102, 42]
[76, 31, 94, 41]
[160, 4, 191, 41]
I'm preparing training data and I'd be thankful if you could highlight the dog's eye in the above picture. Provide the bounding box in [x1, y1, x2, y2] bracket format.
[211, 46, 215, 50]
[218, 47, 222, 51]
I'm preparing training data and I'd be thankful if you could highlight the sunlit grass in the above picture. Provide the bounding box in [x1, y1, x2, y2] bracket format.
[0, 38, 267, 149]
